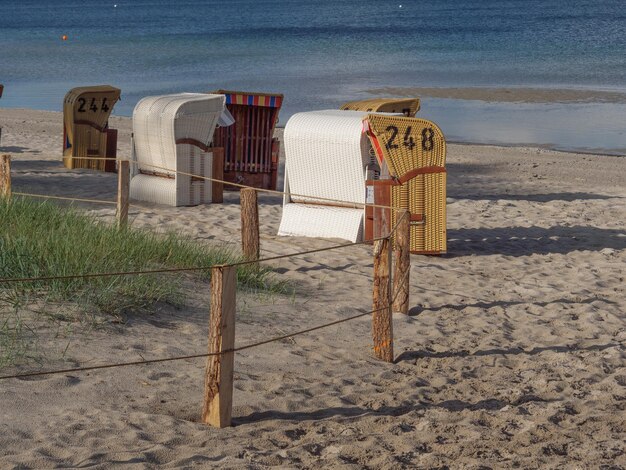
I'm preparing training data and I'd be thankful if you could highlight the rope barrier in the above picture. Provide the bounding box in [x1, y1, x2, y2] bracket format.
[139, 161, 398, 211]
[220, 237, 385, 268]
[16, 155, 399, 210]
[0, 236, 387, 284]
[11, 148, 401, 210]
[0, 305, 387, 381]
[11, 159, 399, 212]
[13, 192, 117, 206]
[61, 157, 130, 162]
[0, 265, 216, 284]
[6, 162, 408, 281]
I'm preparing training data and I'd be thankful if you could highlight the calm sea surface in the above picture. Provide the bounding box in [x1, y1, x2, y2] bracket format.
[1, 0, 625, 153]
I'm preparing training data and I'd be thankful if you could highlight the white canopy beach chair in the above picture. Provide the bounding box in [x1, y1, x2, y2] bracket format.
[278, 110, 379, 242]
[130, 93, 226, 206]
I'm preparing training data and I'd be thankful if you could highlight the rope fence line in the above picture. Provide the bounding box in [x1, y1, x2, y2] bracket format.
[1, 194, 407, 284]
[35, 154, 399, 211]
[141, 160, 397, 211]
[0, 234, 391, 284]
[2, 154, 414, 427]
[0, 261, 410, 382]
[0, 304, 390, 381]
[13, 191, 118, 206]
[61, 156, 129, 162]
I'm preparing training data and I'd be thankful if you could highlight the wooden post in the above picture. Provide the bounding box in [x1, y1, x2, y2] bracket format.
[393, 210, 410, 314]
[372, 237, 393, 362]
[116, 159, 129, 229]
[0, 154, 11, 199]
[211, 147, 224, 203]
[240, 188, 259, 262]
[202, 265, 236, 427]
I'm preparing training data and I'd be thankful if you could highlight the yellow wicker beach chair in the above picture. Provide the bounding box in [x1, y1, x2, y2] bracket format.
[63, 85, 121, 171]
[363, 114, 446, 254]
[340, 97, 420, 116]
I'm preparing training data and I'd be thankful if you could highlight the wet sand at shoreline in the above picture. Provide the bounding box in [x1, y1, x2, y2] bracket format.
[367, 86, 626, 104]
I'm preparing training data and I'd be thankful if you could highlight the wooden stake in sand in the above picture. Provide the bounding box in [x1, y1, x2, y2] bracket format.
[0, 155, 11, 199]
[202, 265, 236, 428]
[240, 188, 260, 262]
[372, 237, 393, 362]
[393, 210, 410, 314]
[211, 147, 224, 203]
[116, 159, 129, 229]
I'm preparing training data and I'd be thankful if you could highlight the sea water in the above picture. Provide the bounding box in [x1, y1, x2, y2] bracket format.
[1, 0, 625, 153]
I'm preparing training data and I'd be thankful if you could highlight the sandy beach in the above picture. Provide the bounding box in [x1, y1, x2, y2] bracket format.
[0, 108, 624, 468]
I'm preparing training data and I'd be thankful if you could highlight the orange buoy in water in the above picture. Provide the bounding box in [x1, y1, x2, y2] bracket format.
[61, 35, 68, 41]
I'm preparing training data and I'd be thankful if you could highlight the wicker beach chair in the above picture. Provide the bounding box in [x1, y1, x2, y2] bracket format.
[63, 85, 121, 171]
[340, 98, 420, 116]
[278, 110, 379, 242]
[211, 90, 283, 190]
[129, 93, 226, 207]
[363, 114, 447, 254]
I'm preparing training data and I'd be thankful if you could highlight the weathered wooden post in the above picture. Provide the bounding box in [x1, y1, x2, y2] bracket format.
[116, 159, 129, 229]
[0, 154, 11, 199]
[372, 237, 393, 362]
[240, 188, 260, 262]
[202, 265, 236, 427]
[393, 210, 410, 314]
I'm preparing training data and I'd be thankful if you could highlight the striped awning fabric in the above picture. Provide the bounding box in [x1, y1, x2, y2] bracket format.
[216, 90, 283, 108]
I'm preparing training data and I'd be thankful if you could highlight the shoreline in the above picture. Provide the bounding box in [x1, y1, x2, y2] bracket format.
[0, 87, 626, 156]
[2, 106, 625, 158]
[365, 86, 626, 104]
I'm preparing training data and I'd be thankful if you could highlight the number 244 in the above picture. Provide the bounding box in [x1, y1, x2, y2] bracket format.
[77, 97, 110, 113]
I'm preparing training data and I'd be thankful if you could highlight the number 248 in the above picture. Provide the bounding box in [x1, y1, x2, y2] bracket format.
[385, 125, 434, 151]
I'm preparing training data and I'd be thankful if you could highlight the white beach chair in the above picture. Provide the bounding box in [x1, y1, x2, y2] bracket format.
[130, 93, 226, 206]
[278, 110, 379, 242]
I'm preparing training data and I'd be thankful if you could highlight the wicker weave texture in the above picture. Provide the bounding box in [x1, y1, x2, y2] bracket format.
[278, 204, 364, 242]
[340, 98, 420, 116]
[365, 114, 447, 254]
[63, 85, 120, 170]
[130, 93, 223, 206]
[278, 110, 372, 242]
[283, 110, 370, 205]
[129, 147, 215, 207]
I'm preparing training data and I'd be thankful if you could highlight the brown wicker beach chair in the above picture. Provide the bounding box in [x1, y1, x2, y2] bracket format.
[63, 85, 121, 171]
[211, 90, 283, 190]
[340, 97, 420, 116]
[363, 114, 446, 254]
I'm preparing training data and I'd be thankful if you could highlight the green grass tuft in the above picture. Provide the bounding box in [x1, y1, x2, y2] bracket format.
[0, 197, 283, 317]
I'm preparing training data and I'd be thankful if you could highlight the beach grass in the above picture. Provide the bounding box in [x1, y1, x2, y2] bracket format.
[0, 197, 289, 366]
[0, 197, 283, 316]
